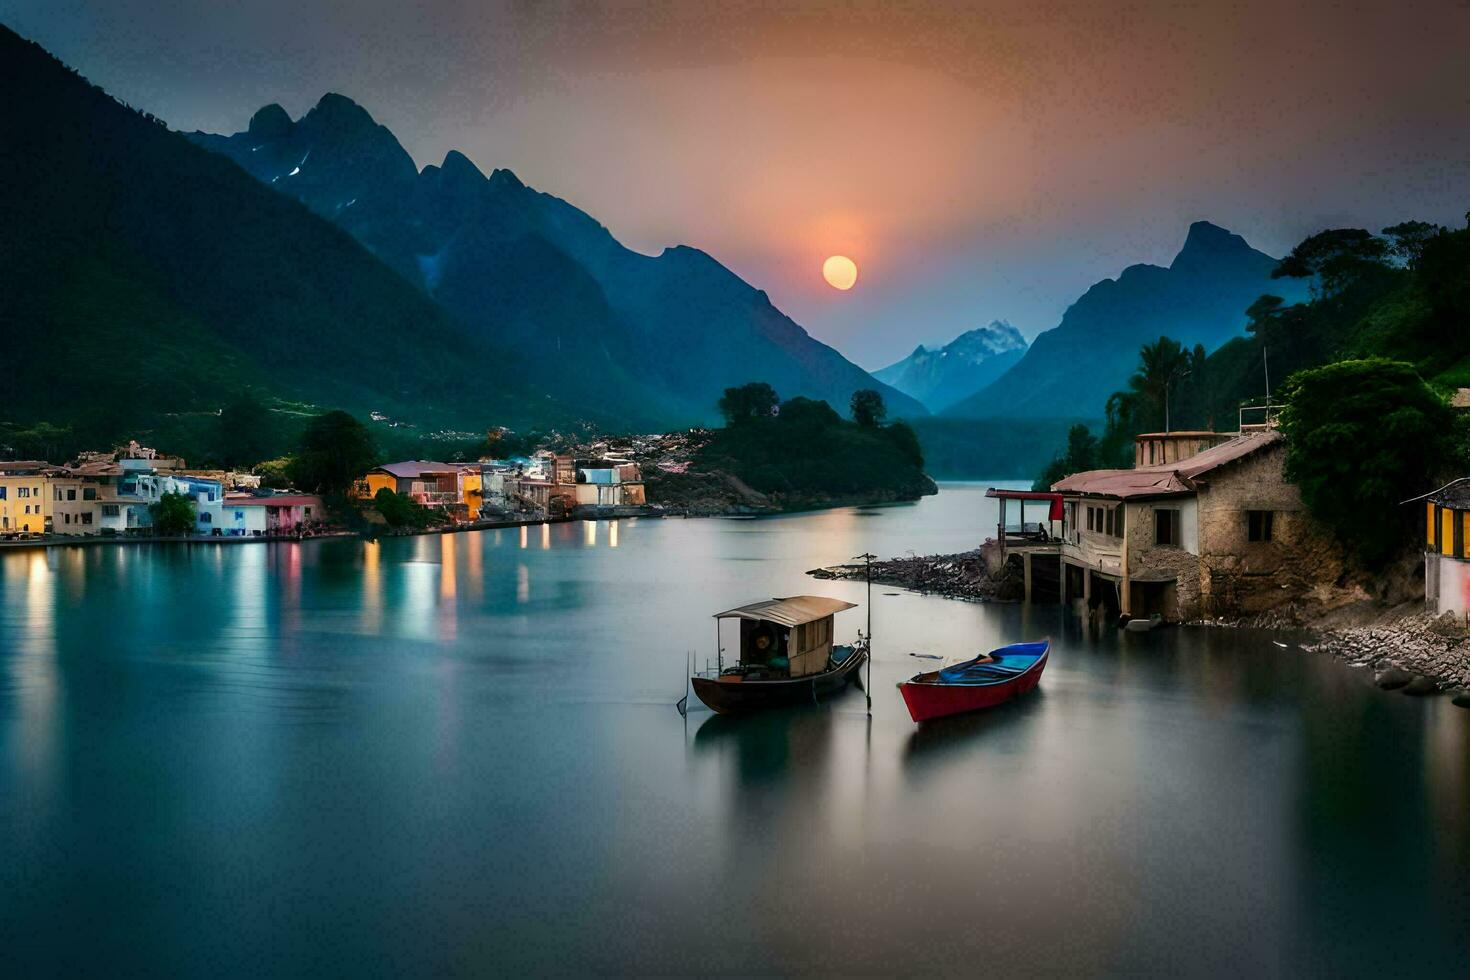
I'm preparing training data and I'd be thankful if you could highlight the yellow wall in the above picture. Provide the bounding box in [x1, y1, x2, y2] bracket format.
[0, 474, 49, 533]
[1443, 508, 1456, 556]
[1428, 502, 1438, 547]
[460, 470, 481, 508]
[355, 472, 397, 500]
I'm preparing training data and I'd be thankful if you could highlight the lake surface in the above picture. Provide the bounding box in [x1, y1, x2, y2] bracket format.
[2, 484, 1467, 975]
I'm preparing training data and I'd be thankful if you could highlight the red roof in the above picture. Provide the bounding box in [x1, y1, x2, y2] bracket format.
[1054, 431, 1281, 499]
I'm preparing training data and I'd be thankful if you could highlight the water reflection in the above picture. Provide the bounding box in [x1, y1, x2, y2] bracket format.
[2, 487, 1468, 975]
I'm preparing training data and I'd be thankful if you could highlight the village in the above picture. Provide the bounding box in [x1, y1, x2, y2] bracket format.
[0, 434, 701, 543]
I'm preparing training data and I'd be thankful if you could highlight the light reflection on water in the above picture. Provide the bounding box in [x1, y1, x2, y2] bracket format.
[0, 485, 1467, 974]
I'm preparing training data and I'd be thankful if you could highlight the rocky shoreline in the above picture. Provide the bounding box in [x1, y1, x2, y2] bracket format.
[809, 547, 1470, 706]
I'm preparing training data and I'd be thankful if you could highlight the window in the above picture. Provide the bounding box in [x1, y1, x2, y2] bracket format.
[1105, 508, 1114, 536]
[200, 513, 212, 524]
[102, 505, 119, 517]
[54, 488, 62, 501]
[235, 511, 245, 520]
[64, 513, 72, 524]
[16, 486, 28, 498]
[1116, 506, 1125, 538]
[67, 489, 76, 501]
[23, 505, 30, 514]
[83, 487, 97, 501]
[1148, 442, 1155, 465]
[1086, 506, 1096, 532]
[1155, 508, 1179, 546]
[1247, 510, 1274, 542]
[81, 512, 92, 525]
[0, 486, 6, 500]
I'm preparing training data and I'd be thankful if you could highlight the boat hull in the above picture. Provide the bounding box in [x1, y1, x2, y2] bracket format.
[899, 648, 1047, 723]
[691, 649, 867, 715]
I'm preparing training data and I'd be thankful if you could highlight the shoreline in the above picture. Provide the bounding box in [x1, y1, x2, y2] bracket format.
[808, 548, 1470, 704]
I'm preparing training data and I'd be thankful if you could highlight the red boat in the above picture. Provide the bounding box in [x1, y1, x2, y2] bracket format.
[898, 640, 1049, 723]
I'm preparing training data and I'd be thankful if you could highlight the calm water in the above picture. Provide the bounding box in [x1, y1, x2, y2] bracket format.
[2, 484, 1467, 975]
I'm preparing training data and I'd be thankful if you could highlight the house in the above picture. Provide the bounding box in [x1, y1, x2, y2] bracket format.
[0, 461, 51, 534]
[356, 461, 480, 520]
[1421, 480, 1470, 617]
[573, 460, 647, 509]
[220, 494, 324, 536]
[47, 462, 151, 535]
[1052, 429, 1328, 621]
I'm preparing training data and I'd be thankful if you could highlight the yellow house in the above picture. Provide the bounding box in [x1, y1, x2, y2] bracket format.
[354, 461, 483, 520]
[0, 462, 52, 534]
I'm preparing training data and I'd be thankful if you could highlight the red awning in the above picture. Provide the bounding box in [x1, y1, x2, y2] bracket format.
[985, 488, 1063, 521]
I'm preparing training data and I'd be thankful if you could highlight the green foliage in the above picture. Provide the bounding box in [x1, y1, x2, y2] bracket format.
[850, 389, 887, 427]
[696, 395, 932, 501]
[255, 457, 295, 490]
[1272, 228, 1391, 296]
[149, 491, 196, 536]
[1278, 359, 1453, 566]
[718, 383, 780, 425]
[287, 411, 379, 496]
[1035, 424, 1102, 490]
[372, 488, 443, 529]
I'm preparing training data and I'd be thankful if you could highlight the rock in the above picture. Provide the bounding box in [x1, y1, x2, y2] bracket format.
[1401, 675, 1440, 696]
[1452, 692, 1470, 709]
[1374, 668, 1415, 690]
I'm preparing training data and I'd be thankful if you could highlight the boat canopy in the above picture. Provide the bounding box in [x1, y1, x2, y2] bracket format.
[713, 595, 857, 628]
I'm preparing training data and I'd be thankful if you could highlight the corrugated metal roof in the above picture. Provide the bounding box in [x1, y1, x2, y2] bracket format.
[714, 595, 858, 627]
[1054, 430, 1282, 499]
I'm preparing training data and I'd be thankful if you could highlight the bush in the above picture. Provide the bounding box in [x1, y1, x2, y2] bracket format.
[1278, 358, 1454, 566]
[373, 488, 443, 529]
[150, 491, 196, 536]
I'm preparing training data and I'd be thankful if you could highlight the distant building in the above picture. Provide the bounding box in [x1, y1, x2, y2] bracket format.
[221, 494, 323, 535]
[0, 461, 51, 534]
[355, 461, 482, 520]
[1051, 429, 1331, 622]
[573, 460, 646, 509]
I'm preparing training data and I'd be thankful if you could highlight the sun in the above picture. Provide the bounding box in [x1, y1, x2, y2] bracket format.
[822, 255, 858, 291]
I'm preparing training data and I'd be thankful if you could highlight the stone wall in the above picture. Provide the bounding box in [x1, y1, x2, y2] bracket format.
[1195, 444, 1347, 617]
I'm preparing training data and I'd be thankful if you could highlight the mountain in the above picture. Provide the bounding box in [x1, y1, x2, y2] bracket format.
[944, 222, 1302, 419]
[190, 97, 925, 426]
[0, 25, 594, 443]
[874, 320, 1027, 411]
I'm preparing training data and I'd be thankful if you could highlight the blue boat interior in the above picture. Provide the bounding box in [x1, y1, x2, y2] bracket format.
[937, 641, 1048, 685]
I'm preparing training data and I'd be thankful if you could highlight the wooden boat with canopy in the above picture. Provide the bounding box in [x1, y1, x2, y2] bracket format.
[689, 596, 869, 714]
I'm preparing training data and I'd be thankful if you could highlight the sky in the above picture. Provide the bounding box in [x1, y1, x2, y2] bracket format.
[5, 0, 1469, 369]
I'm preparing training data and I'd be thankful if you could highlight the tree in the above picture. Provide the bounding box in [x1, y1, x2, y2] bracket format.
[373, 487, 442, 529]
[718, 382, 780, 425]
[850, 389, 887, 427]
[1034, 423, 1100, 490]
[287, 410, 379, 497]
[1272, 228, 1389, 297]
[150, 492, 196, 536]
[215, 391, 273, 469]
[1278, 358, 1453, 567]
[1381, 221, 1442, 270]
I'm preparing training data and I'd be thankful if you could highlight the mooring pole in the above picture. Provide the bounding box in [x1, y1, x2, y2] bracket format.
[853, 552, 876, 714]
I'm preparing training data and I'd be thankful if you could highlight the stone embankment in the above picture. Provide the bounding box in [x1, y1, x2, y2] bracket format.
[809, 542, 1021, 602]
[1297, 613, 1470, 704]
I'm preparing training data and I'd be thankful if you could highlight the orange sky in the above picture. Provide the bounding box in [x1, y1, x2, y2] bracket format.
[7, 0, 1469, 366]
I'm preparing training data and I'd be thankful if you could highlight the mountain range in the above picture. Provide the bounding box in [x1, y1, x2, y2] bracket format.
[944, 221, 1302, 419]
[0, 25, 589, 438]
[188, 95, 923, 427]
[874, 320, 1027, 412]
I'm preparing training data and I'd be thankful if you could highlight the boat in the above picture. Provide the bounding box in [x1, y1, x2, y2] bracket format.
[689, 596, 869, 714]
[898, 640, 1049, 723]
[1124, 613, 1163, 632]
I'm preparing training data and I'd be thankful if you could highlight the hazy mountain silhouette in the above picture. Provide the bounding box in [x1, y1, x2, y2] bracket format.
[944, 222, 1301, 419]
[192, 96, 925, 425]
[874, 320, 1027, 412]
[0, 26, 596, 436]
